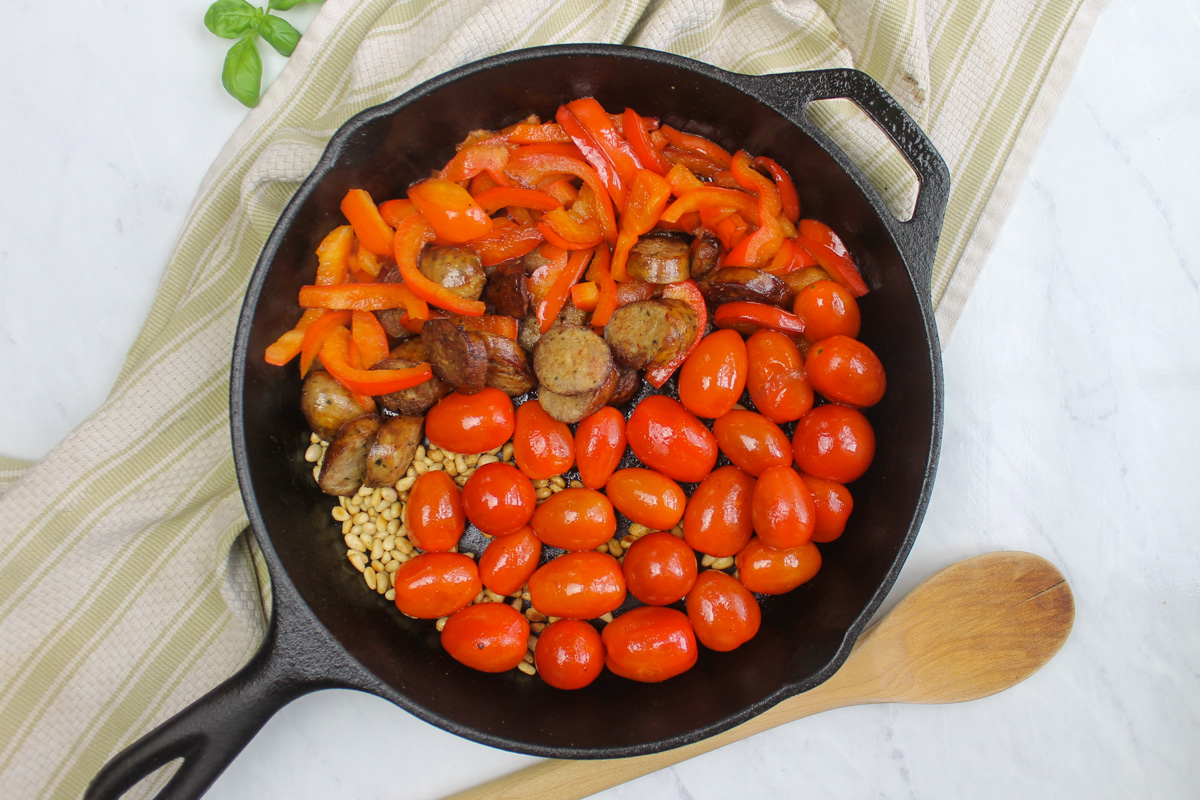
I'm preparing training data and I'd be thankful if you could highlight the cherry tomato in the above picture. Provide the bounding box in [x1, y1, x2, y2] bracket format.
[793, 279, 861, 342]
[626, 395, 717, 484]
[682, 465, 756, 557]
[527, 551, 627, 619]
[602, 606, 698, 683]
[735, 537, 822, 595]
[677, 329, 748, 419]
[530, 487, 617, 551]
[440, 602, 530, 673]
[792, 404, 876, 483]
[799, 474, 854, 543]
[425, 388, 515, 454]
[621, 531, 699, 606]
[805, 335, 886, 408]
[712, 409, 793, 477]
[575, 407, 627, 490]
[403, 470, 465, 552]
[393, 552, 482, 618]
[685, 570, 761, 651]
[745, 329, 814, 424]
[461, 462, 536, 536]
[478, 525, 542, 596]
[534, 619, 605, 690]
[515, 400, 575, 480]
[751, 466, 816, 550]
[605, 468, 686, 531]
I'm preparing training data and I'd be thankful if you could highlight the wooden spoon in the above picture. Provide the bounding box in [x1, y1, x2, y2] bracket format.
[444, 550, 1074, 800]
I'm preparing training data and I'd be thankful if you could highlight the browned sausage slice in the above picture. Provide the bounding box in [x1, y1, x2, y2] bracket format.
[480, 333, 538, 396]
[364, 415, 424, 488]
[483, 258, 531, 318]
[374, 262, 414, 340]
[537, 366, 620, 424]
[420, 246, 486, 301]
[374, 341, 452, 415]
[604, 300, 674, 369]
[689, 231, 722, 281]
[421, 318, 489, 395]
[532, 326, 613, 397]
[626, 234, 691, 284]
[607, 363, 641, 408]
[647, 298, 700, 369]
[318, 414, 383, 496]
[301, 370, 370, 442]
[699, 268, 794, 307]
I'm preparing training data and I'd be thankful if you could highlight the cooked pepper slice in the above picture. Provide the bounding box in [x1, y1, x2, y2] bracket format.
[340, 189, 396, 257]
[393, 213, 486, 316]
[299, 310, 352, 377]
[713, 301, 806, 337]
[588, 243, 618, 328]
[611, 169, 673, 282]
[351, 310, 390, 369]
[465, 221, 544, 266]
[505, 149, 618, 241]
[724, 150, 785, 267]
[378, 198, 418, 228]
[566, 98, 644, 192]
[660, 187, 759, 224]
[795, 219, 869, 296]
[623, 108, 671, 176]
[439, 143, 513, 185]
[320, 325, 433, 395]
[407, 178, 494, 244]
[472, 186, 562, 214]
[297, 283, 429, 316]
[314, 225, 355, 286]
[754, 156, 800, 223]
[662, 125, 733, 167]
[644, 280, 706, 388]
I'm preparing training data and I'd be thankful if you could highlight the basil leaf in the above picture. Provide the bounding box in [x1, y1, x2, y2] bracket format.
[268, 0, 320, 10]
[222, 36, 263, 108]
[205, 0, 261, 39]
[258, 14, 301, 57]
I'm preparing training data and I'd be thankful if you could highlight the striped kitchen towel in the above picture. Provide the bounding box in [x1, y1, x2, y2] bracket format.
[0, 0, 1106, 797]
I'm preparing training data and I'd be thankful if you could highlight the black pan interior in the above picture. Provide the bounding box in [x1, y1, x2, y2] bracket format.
[233, 46, 941, 758]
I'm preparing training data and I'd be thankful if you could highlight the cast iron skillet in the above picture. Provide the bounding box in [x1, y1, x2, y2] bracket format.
[88, 43, 949, 800]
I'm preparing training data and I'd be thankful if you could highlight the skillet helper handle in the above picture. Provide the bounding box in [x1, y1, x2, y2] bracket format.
[739, 68, 952, 294]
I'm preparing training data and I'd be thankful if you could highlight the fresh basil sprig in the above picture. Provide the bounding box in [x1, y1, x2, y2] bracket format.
[205, 0, 322, 107]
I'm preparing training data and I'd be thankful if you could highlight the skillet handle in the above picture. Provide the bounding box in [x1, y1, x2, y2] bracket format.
[735, 68, 951, 294]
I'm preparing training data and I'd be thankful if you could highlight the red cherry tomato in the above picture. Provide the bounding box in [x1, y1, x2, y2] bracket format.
[530, 487, 617, 551]
[425, 388, 515, 454]
[792, 404, 876, 483]
[626, 395, 718, 484]
[745, 329, 813, 424]
[534, 619, 606, 690]
[735, 537, 822, 595]
[461, 462, 536, 536]
[805, 335, 886, 408]
[478, 525, 542, 596]
[515, 400, 575, 480]
[685, 570, 761, 651]
[605, 468, 687, 531]
[621, 531, 699, 606]
[403, 470, 465, 552]
[527, 551, 627, 619]
[712, 409, 793, 477]
[602, 606, 698, 683]
[440, 602, 530, 673]
[677, 329, 748, 419]
[393, 552, 482, 618]
[575, 407, 628, 490]
[683, 465, 756, 557]
[798, 474, 854, 543]
[793, 279, 861, 342]
[751, 465, 816, 550]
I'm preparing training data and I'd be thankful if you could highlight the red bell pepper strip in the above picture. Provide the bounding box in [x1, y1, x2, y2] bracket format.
[510, 142, 587, 160]
[713, 301, 806, 337]
[299, 310, 352, 377]
[298, 283, 429, 315]
[401, 310, 521, 340]
[538, 178, 579, 206]
[611, 169, 673, 282]
[320, 325, 433, 396]
[645, 280, 707, 388]
[571, 277, 659, 312]
[754, 156, 800, 222]
[536, 247, 593, 333]
[264, 306, 329, 365]
[712, 212, 750, 251]
[661, 146, 726, 179]
[407, 178, 494, 244]
[565, 98, 644, 189]
[623, 108, 671, 176]
[439, 143, 513, 185]
[465, 222, 543, 266]
[661, 125, 733, 167]
[351, 310, 390, 368]
[538, 218, 603, 251]
[506, 122, 572, 144]
[556, 104, 629, 208]
[505, 149, 618, 242]
[472, 186, 562, 214]
[660, 187, 759, 224]
[340, 189, 396, 257]
[394, 213, 486, 316]
[539, 185, 605, 249]
[723, 150, 785, 267]
[353, 244, 384, 278]
[378, 198, 418, 228]
[796, 219, 869, 296]
[665, 163, 704, 195]
[587, 243, 618, 328]
[314, 225, 355, 286]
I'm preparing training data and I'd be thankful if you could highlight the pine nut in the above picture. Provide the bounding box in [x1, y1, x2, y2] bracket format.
[415, 445, 426, 462]
[341, 520, 353, 535]
[569, 479, 583, 489]
[535, 487, 552, 500]
[385, 560, 401, 573]
[478, 454, 499, 466]
[311, 465, 321, 481]
[502, 443, 515, 462]
[429, 449, 444, 462]
[464, 454, 478, 467]
[331, 506, 350, 522]
[517, 661, 536, 676]
[395, 476, 416, 492]
[385, 589, 395, 601]
[345, 534, 367, 553]
[358, 485, 373, 497]
[414, 461, 429, 476]
[711, 556, 735, 570]
[387, 519, 401, 536]
[304, 443, 323, 462]
[347, 551, 367, 572]
[381, 487, 398, 503]
[436, 616, 449, 632]
[550, 475, 566, 489]
[701, 553, 716, 568]
[371, 539, 384, 561]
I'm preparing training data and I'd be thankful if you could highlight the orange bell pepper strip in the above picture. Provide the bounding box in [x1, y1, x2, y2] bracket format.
[340, 189, 396, 257]
[538, 178, 579, 206]
[299, 310, 352, 377]
[660, 187, 758, 224]
[353, 243, 384, 278]
[724, 150, 785, 267]
[754, 156, 800, 223]
[572, 276, 658, 312]
[796, 219, 869, 296]
[665, 163, 704, 195]
[393, 213, 486, 315]
[661, 147, 725, 179]
[610, 169, 673, 282]
[623, 108, 670, 176]
[319, 325, 433, 396]
[407, 178, 494, 244]
[465, 221, 544, 266]
[378, 198, 418, 228]
[314, 225, 355, 285]
[761, 238, 818, 275]
[264, 306, 329, 366]
[587, 243, 618, 328]
[506, 122, 572, 144]
[661, 125, 733, 167]
[713, 301, 806, 337]
[538, 185, 605, 250]
[712, 213, 750, 251]
[505, 149, 617, 241]
[644, 280, 706, 389]
[472, 186, 562, 214]
[351, 310, 390, 368]
[439, 143, 513, 185]
[298, 283, 429, 316]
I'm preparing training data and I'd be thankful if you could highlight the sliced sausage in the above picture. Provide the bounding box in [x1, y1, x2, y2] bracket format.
[556, 300, 591, 328]
[607, 363, 641, 408]
[364, 415, 424, 488]
[626, 233, 691, 284]
[517, 315, 541, 353]
[419, 246, 486, 301]
[388, 338, 427, 363]
[689, 231, 722, 281]
[538, 366, 620, 424]
[480, 333, 538, 397]
[301, 370, 370, 442]
[374, 263, 413, 340]
[778, 265, 832, 297]
[604, 300, 675, 369]
[483, 258, 530, 318]
[421, 317, 489, 395]
[374, 341, 452, 415]
[648, 298, 700, 369]
[533, 326, 613, 397]
[699, 268, 794, 308]
[318, 414, 383, 496]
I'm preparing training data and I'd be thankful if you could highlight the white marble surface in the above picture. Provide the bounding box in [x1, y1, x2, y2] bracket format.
[3, 0, 1199, 798]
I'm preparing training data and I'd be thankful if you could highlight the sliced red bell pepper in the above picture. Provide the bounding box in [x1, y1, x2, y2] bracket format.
[439, 143, 513, 185]
[340, 189, 396, 257]
[661, 146, 726, 179]
[665, 163, 704, 196]
[394, 213, 486, 316]
[353, 244, 384, 278]
[611, 169, 673, 282]
[314, 225, 355, 285]
[506, 122, 572, 144]
[660, 187, 759, 224]
[567, 99, 643, 180]
[724, 150, 785, 267]
[298, 283, 429, 315]
[465, 222, 543, 266]
[472, 186, 562, 214]
[713, 301, 806, 337]
[662, 125, 733, 167]
[623, 108, 671, 176]
[796, 219, 869, 296]
[264, 307, 327, 365]
[299, 310, 352, 377]
[587, 243, 618, 328]
[505, 149, 617, 242]
[407, 178, 494, 244]
[571, 277, 659, 312]
[712, 212, 750, 251]
[645, 280, 706, 388]
[539, 247, 593, 333]
[511, 142, 587, 160]
[351, 310, 390, 368]
[556, 105, 628, 208]
[377, 198, 418, 228]
[754, 156, 800, 223]
[320, 325, 433, 396]
[538, 178, 579, 206]
[539, 184, 605, 249]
